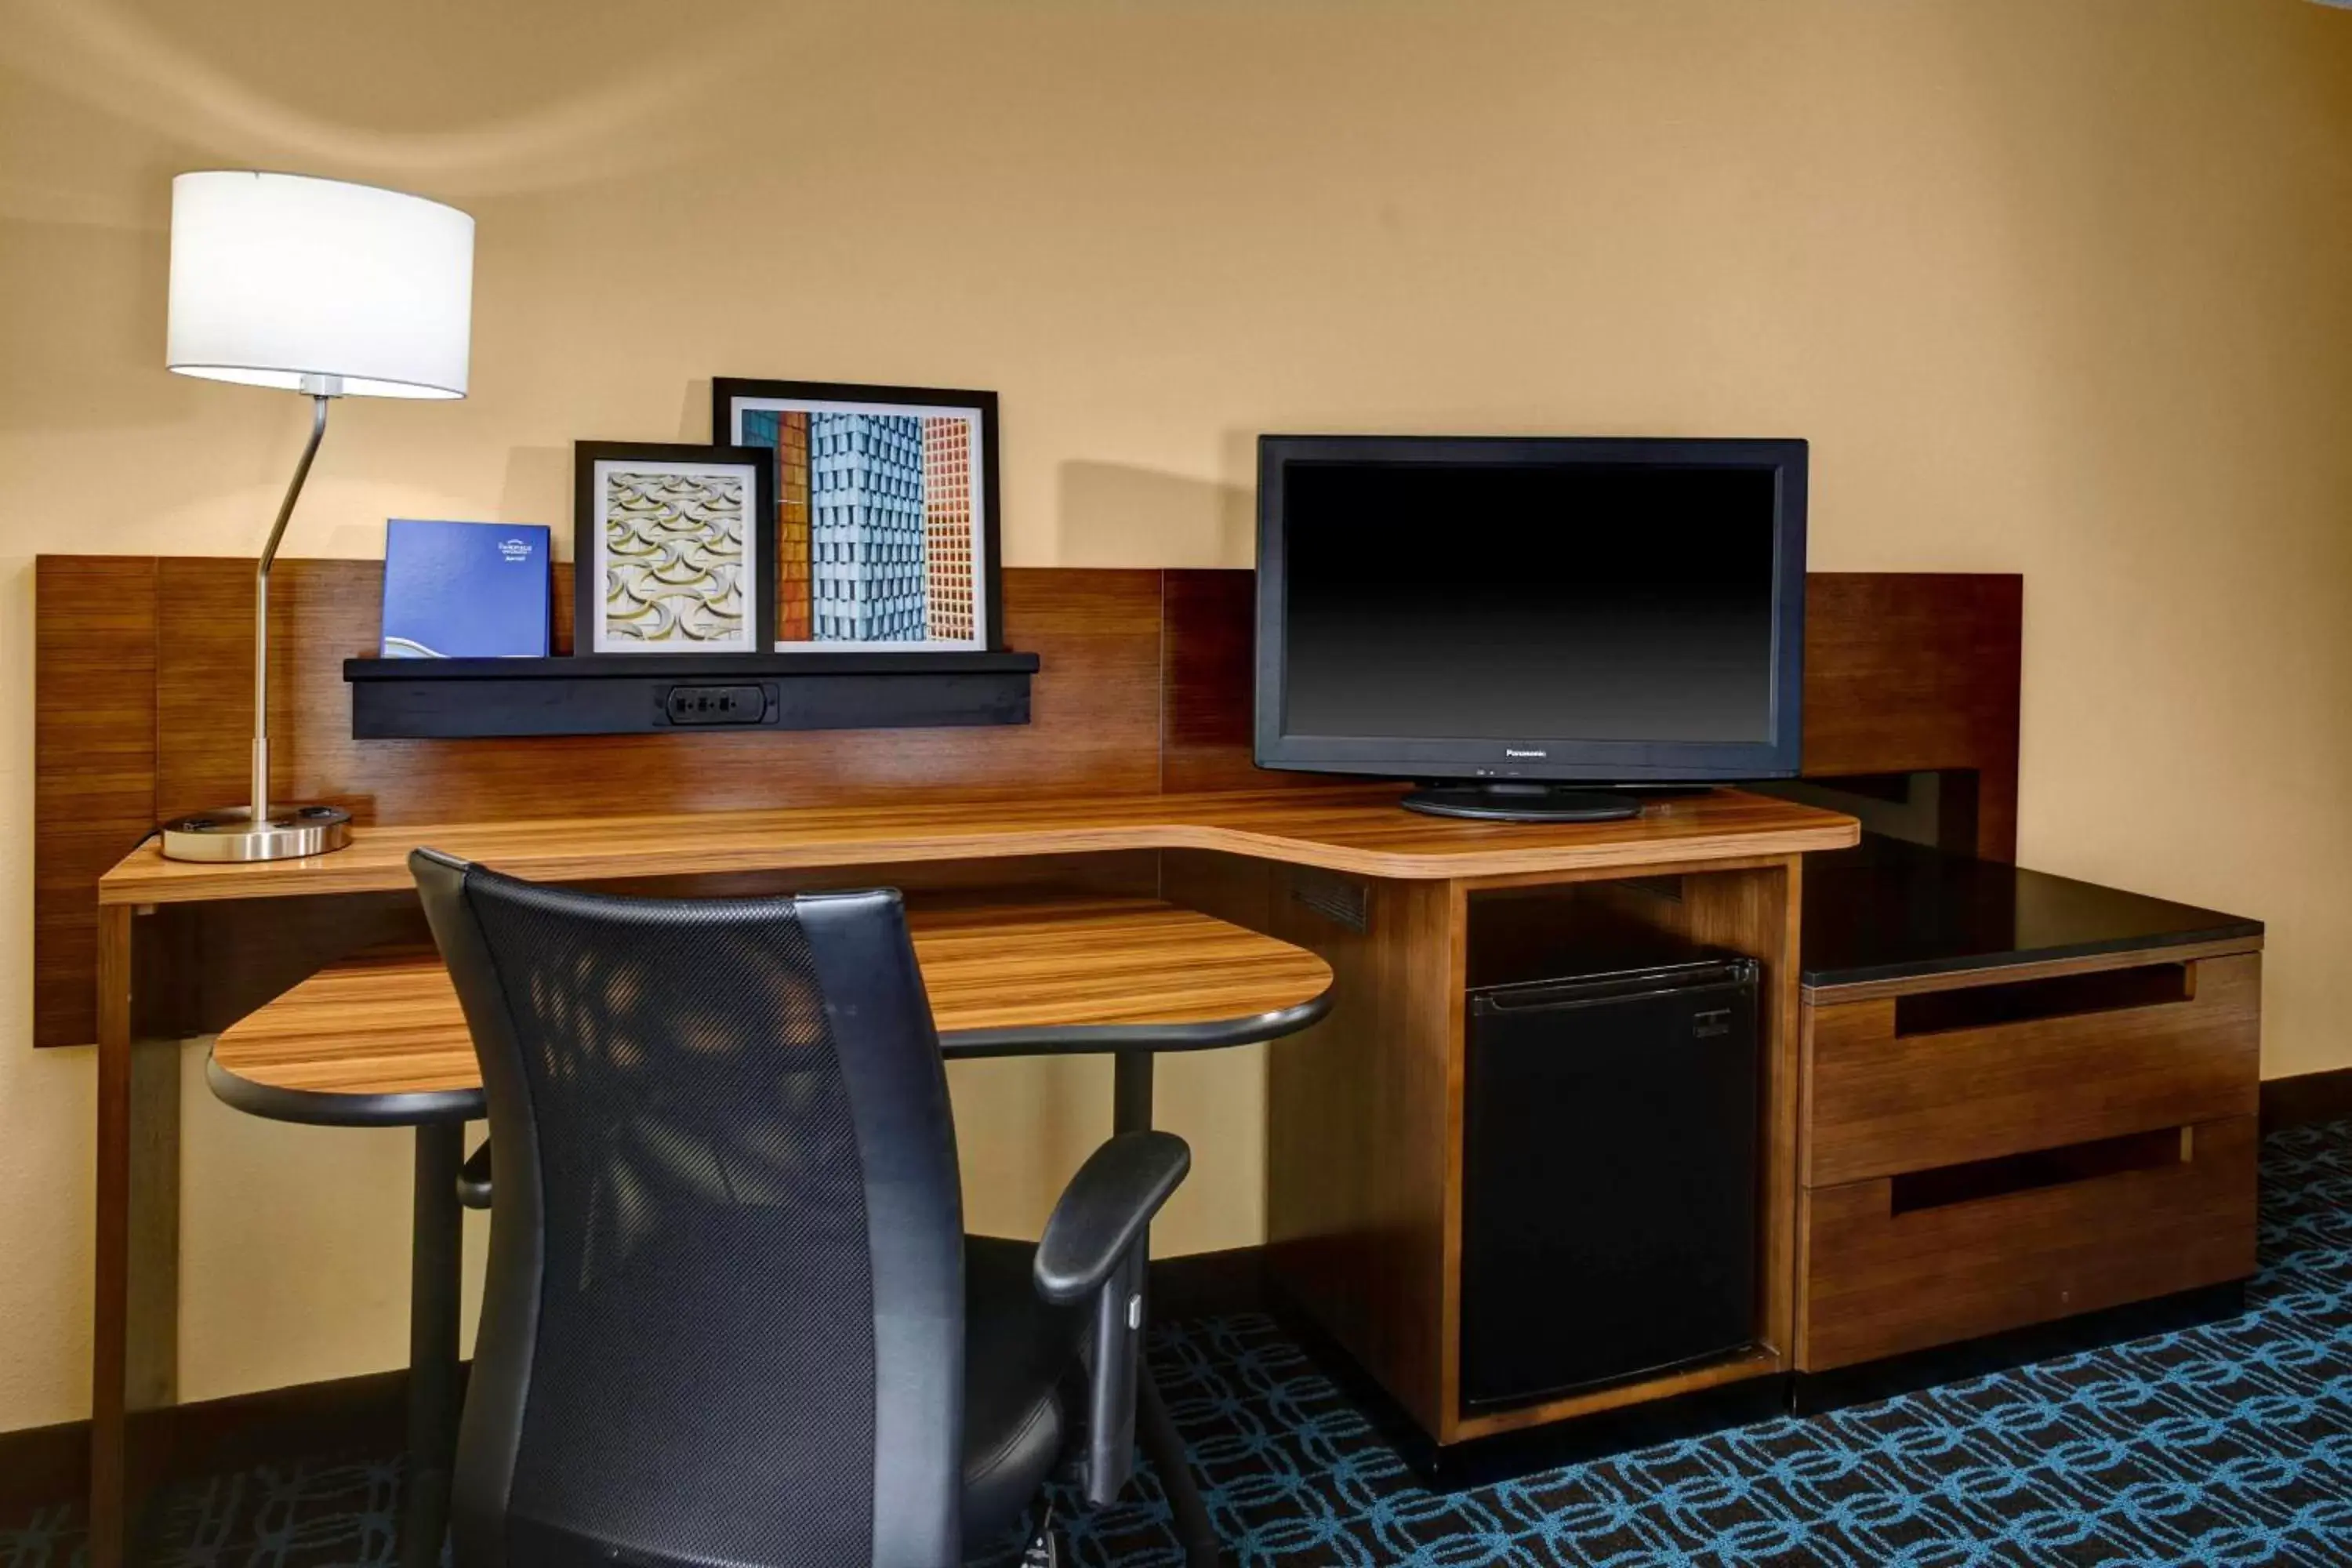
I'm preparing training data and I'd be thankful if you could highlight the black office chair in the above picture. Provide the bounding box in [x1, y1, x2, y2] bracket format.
[412, 848, 1192, 1567]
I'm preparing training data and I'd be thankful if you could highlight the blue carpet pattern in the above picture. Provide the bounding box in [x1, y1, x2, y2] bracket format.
[9, 1121, 2352, 1567]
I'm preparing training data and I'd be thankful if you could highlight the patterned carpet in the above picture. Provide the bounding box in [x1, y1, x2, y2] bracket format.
[9, 1121, 2352, 1567]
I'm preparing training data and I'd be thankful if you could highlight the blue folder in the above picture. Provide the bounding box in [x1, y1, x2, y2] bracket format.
[381, 520, 551, 659]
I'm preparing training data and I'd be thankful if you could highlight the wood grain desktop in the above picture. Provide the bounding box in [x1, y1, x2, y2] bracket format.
[210, 895, 1338, 1107]
[98, 786, 1856, 906]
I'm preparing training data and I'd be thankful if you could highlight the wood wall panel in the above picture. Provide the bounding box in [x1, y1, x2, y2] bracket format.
[1161, 568, 2024, 849]
[33, 558, 2024, 1045]
[34, 558, 159, 1049]
[151, 561, 1164, 829]
[1160, 568, 1322, 794]
[1802, 572, 2023, 860]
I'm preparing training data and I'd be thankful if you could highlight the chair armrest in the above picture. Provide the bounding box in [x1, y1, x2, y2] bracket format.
[1033, 1131, 1190, 1307]
[1035, 1129, 1189, 1508]
[458, 1139, 494, 1210]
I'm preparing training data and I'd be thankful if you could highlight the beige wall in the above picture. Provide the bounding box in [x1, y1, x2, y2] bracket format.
[4, 0, 2350, 1433]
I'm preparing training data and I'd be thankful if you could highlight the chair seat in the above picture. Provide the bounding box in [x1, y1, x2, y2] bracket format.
[963, 1235, 1089, 1545]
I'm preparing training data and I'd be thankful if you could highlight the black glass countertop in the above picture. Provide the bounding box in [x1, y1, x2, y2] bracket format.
[1802, 834, 2262, 991]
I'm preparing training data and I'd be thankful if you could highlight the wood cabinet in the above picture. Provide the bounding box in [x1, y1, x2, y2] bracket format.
[1795, 936, 2263, 1373]
[1257, 829, 2269, 1461]
[1255, 854, 1813, 1450]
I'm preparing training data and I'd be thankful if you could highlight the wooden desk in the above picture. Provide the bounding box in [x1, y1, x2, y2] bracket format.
[36, 558, 2031, 1565]
[207, 895, 1339, 1120]
[87, 784, 1857, 1562]
[99, 782, 1850, 903]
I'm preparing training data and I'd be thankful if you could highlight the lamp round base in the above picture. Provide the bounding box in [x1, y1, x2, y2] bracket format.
[159, 805, 353, 862]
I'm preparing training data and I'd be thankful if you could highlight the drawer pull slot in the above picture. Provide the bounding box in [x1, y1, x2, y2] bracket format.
[1894, 963, 2192, 1038]
[1889, 1126, 2189, 1216]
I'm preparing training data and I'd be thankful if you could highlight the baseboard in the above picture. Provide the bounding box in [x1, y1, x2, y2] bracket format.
[1789, 1279, 2250, 1416]
[0, 1367, 411, 1515]
[2261, 1068, 2352, 1134]
[1149, 1244, 1265, 1320]
[0, 1415, 86, 1515]
[1405, 1377, 1785, 1491]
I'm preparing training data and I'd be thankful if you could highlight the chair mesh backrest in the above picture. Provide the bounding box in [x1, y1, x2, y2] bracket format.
[455, 873, 953, 1566]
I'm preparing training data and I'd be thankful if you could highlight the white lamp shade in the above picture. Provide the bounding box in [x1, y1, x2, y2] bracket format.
[168, 172, 474, 400]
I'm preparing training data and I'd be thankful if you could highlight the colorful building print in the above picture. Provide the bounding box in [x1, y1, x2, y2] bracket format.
[739, 407, 812, 641]
[727, 387, 989, 648]
[809, 412, 927, 641]
[922, 416, 975, 641]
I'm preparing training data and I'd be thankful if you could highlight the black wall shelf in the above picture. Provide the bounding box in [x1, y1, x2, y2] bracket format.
[344, 652, 1040, 739]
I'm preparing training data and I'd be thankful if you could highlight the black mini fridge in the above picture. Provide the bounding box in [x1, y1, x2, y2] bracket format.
[1459, 917, 1761, 1412]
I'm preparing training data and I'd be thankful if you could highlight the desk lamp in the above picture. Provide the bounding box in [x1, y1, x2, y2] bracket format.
[162, 171, 474, 862]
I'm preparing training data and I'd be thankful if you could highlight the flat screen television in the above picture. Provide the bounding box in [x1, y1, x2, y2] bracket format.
[1254, 435, 1808, 822]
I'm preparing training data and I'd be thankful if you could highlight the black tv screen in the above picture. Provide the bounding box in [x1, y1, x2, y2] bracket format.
[1255, 436, 1806, 785]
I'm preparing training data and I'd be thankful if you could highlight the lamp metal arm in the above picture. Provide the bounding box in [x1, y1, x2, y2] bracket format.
[252, 393, 332, 824]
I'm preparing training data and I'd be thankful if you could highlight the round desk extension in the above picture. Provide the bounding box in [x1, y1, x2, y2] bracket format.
[206, 894, 1336, 1568]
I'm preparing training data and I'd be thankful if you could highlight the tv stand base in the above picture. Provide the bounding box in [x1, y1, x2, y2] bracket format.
[1402, 782, 1642, 823]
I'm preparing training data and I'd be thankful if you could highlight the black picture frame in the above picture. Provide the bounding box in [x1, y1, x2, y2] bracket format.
[712, 377, 1004, 652]
[572, 440, 778, 659]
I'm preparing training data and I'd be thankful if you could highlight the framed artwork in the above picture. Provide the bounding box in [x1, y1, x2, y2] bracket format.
[713, 378, 1001, 652]
[573, 441, 776, 656]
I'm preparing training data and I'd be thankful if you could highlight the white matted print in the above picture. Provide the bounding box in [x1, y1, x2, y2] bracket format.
[724, 387, 993, 652]
[590, 457, 760, 653]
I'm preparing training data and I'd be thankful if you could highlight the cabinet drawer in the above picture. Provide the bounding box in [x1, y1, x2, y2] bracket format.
[1795, 1114, 2257, 1371]
[1804, 952, 2259, 1188]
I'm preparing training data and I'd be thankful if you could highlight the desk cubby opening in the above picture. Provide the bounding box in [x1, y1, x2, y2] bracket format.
[1462, 865, 1795, 1007]
[1445, 861, 1801, 1443]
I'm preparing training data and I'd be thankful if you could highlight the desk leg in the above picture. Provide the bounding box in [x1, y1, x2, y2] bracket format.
[1109, 1051, 1221, 1568]
[1112, 1050, 1154, 1138]
[91, 905, 180, 1568]
[405, 1123, 464, 1568]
